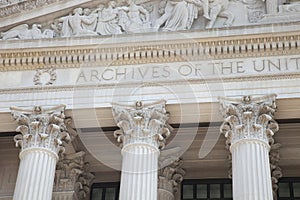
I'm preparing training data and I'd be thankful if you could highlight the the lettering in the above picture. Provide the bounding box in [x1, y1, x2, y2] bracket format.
[162, 66, 170, 78]
[75, 56, 300, 84]
[291, 57, 300, 69]
[102, 69, 114, 81]
[76, 71, 87, 82]
[116, 68, 127, 80]
[90, 70, 100, 81]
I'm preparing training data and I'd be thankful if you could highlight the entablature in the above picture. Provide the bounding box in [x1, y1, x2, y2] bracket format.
[0, 23, 300, 72]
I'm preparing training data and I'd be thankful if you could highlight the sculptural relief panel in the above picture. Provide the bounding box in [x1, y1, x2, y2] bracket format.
[1, 0, 300, 40]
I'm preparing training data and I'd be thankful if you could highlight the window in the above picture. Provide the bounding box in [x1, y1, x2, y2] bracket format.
[278, 178, 300, 200]
[91, 182, 119, 200]
[182, 179, 233, 200]
[91, 178, 300, 200]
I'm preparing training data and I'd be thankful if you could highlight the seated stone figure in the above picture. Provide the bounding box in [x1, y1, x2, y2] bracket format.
[94, 2, 122, 35]
[59, 8, 98, 37]
[117, 0, 151, 33]
[155, 0, 189, 31]
[155, 0, 210, 31]
[206, 0, 234, 28]
[1, 24, 54, 40]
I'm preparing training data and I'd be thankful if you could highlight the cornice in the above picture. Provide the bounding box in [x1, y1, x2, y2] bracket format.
[0, 29, 299, 72]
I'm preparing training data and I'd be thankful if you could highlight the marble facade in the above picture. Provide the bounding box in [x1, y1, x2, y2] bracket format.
[0, 0, 300, 199]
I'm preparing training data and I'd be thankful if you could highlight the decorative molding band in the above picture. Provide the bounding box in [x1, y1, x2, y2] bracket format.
[0, 32, 299, 72]
[0, 71, 300, 95]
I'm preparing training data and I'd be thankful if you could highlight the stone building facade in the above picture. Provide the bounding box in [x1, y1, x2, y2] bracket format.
[0, 0, 300, 199]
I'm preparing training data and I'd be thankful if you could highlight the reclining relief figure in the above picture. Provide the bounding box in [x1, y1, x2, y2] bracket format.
[1, 24, 54, 40]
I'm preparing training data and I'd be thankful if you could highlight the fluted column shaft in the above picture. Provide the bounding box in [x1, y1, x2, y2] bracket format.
[113, 100, 171, 200]
[14, 149, 58, 200]
[219, 95, 278, 200]
[231, 141, 273, 199]
[120, 145, 159, 200]
[11, 105, 70, 200]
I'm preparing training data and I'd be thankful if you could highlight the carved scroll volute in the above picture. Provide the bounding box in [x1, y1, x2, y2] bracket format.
[112, 100, 172, 150]
[54, 151, 95, 200]
[10, 105, 71, 155]
[158, 159, 185, 194]
[219, 94, 278, 148]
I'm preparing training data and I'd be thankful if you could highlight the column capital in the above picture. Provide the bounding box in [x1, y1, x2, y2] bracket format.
[10, 104, 71, 158]
[53, 151, 95, 200]
[219, 94, 279, 149]
[158, 159, 185, 194]
[112, 100, 172, 151]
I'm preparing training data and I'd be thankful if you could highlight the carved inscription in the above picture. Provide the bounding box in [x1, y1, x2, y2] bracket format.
[76, 56, 300, 84]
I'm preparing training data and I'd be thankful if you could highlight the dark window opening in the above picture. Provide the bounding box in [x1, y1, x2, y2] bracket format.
[90, 182, 120, 200]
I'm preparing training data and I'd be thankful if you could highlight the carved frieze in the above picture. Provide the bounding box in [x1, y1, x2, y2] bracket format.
[0, 0, 237, 40]
[10, 104, 71, 155]
[1, 0, 300, 40]
[112, 100, 172, 150]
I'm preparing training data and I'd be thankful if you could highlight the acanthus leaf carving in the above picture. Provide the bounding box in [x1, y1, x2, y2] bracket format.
[10, 104, 70, 156]
[219, 94, 278, 148]
[53, 151, 95, 200]
[112, 100, 172, 150]
[269, 142, 282, 200]
[158, 158, 185, 194]
[219, 94, 282, 187]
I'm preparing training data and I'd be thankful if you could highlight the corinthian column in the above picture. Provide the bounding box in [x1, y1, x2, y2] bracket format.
[158, 159, 185, 200]
[219, 94, 279, 200]
[10, 105, 71, 200]
[112, 100, 172, 200]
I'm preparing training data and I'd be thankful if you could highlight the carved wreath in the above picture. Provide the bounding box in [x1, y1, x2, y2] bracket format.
[33, 68, 57, 85]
